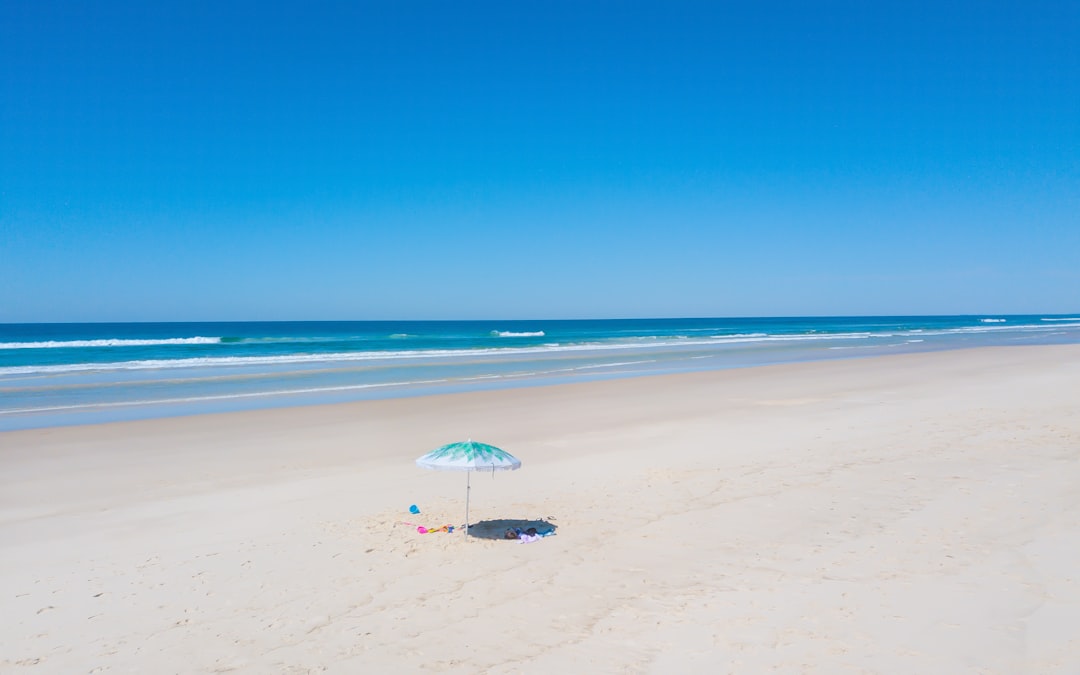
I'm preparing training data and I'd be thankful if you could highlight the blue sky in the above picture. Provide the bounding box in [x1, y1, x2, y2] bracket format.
[2, 1, 1077, 321]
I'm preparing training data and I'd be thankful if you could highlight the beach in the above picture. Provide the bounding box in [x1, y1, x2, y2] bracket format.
[2, 344, 1079, 673]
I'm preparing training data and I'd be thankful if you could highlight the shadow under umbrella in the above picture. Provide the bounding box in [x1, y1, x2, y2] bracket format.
[415, 440, 522, 540]
[466, 518, 558, 540]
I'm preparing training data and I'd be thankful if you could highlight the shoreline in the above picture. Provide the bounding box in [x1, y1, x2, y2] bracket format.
[3, 344, 1080, 672]
[5, 315, 1080, 432]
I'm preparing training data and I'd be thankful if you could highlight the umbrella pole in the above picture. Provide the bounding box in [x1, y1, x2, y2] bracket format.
[465, 471, 471, 539]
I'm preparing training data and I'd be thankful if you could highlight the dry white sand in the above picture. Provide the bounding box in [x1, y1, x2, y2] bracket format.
[2, 345, 1080, 673]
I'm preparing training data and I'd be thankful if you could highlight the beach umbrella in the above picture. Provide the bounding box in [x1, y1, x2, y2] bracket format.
[415, 439, 521, 537]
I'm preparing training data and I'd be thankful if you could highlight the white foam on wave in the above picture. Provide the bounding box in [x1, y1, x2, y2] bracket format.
[492, 331, 546, 337]
[710, 332, 769, 339]
[573, 360, 657, 370]
[0, 337, 221, 349]
[1042, 317, 1080, 322]
[980, 318, 1007, 323]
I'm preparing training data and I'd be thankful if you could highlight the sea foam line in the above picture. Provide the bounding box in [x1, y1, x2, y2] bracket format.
[0, 356, 686, 416]
[0, 337, 222, 349]
[0, 378, 453, 415]
[572, 360, 657, 370]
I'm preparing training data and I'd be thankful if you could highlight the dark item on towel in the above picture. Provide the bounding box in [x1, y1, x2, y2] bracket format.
[504, 527, 539, 540]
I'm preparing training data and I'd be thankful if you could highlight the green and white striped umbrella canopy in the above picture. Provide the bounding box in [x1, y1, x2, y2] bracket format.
[416, 440, 521, 472]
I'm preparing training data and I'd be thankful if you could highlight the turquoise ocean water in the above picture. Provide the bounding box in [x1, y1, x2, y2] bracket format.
[2, 315, 1079, 431]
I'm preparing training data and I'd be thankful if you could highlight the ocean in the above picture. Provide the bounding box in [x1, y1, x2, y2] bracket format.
[2, 315, 1079, 431]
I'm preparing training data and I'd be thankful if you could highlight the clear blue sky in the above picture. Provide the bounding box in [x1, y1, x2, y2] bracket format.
[2, 1, 1077, 321]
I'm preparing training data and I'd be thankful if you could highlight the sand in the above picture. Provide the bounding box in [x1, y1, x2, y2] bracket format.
[2, 345, 1080, 673]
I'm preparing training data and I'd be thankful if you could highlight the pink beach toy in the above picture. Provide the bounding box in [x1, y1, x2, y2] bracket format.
[417, 526, 428, 534]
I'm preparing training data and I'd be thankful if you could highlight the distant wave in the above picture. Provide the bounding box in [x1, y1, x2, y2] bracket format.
[492, 331, 545, 337]
[980, 318, 1007, 323]
[389, 333, 415, 338]
[1042, 317, 1080, 322]
[0, 337, 221, 349]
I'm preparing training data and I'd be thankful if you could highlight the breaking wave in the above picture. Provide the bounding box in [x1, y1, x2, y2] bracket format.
[0, 337, 221, 349]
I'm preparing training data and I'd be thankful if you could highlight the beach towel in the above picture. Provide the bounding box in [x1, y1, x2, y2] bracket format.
[400, 521, 455, 534]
